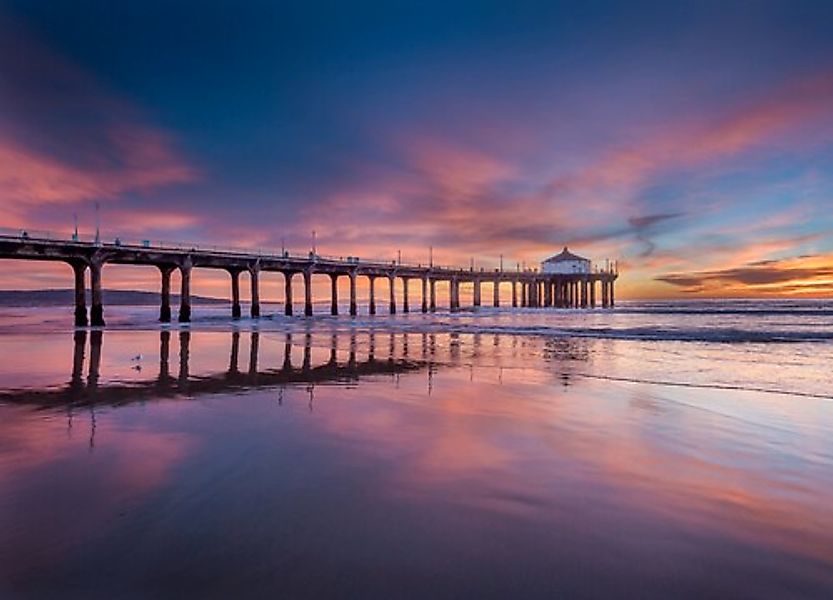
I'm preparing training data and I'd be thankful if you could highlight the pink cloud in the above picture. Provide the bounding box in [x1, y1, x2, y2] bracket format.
[0, 130, 194, 209]
[0, 22, 197, 224]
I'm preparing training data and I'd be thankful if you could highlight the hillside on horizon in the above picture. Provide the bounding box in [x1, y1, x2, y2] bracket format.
[0, 289, 228, 307]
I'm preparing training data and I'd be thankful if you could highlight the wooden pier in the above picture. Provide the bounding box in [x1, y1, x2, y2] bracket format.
[0, 232, 618, 326]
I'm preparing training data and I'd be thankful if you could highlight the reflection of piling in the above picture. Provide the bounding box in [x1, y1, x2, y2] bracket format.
[178, 331, 190, 383]
[303, 333, 311, 371]
[72, 330, 87, 387]
[88, 330, 102, 387]
[159, 330, 171, 383]
[229, 331, 240, 373]
[329, 334, 338, 366]
[283, 333, 293, 371]
[3, 329, 438, 410]
[248, 331, 259, 377]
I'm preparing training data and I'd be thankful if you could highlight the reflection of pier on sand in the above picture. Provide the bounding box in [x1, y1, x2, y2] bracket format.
[1, 329, 592, 409]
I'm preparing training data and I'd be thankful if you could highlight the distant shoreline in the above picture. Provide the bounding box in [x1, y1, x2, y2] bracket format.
[0, 289, 228, 307]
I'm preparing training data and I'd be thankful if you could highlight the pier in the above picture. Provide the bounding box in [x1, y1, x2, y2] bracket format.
[0, 231, 618, 326]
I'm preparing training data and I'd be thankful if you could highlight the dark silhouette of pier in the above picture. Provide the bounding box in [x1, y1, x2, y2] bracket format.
[0, 232, 617, 326]
[0, 328, 592, 429]
[3, 329, 429, 409]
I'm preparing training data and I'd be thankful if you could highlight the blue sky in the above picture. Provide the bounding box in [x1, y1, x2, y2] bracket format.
[1, 0, 833, 297]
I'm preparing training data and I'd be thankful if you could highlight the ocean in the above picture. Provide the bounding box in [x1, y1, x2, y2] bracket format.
[1, 300, 831, 598]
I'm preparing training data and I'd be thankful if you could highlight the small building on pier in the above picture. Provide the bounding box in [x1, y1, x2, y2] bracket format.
[541, 247, 591, 274]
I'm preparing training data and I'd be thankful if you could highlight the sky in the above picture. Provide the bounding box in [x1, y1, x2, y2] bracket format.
[1, 0, 833, 299]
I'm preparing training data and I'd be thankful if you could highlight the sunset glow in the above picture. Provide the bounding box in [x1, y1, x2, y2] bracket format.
[1, 2, 832, 298]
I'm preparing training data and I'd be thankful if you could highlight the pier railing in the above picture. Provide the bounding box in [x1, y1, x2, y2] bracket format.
[0, 227, 618, 275]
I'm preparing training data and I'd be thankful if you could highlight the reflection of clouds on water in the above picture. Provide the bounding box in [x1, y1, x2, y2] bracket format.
[1, 323, 833, 594]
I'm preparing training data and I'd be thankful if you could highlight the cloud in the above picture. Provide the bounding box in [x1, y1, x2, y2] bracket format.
[627, 213, 683, 229]
[0, 20, 197, 220]
[656, 254, 833, 296]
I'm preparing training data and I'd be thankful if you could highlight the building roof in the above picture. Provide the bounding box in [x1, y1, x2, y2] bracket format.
[543, 247, 589, 263]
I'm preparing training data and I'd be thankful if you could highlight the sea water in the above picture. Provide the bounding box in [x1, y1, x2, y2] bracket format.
[0, 300, 831, 598]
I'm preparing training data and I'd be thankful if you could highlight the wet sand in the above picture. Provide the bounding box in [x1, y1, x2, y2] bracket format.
[1, 308, 832, 598]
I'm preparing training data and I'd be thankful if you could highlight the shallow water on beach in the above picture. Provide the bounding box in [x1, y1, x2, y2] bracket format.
[1, 302, 832, 598]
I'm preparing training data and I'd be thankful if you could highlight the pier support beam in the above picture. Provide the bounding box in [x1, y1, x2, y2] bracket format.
[330, 274, 339, 316]
[178, 263, 192, 322]
[90, 260, 105, 327]
[429, 278, 436, 312]
[421, 277, 428, 313]
[388, 275, 396, 314]
[71, 261, 87, 327]
[590, 279, 596, 308]
[450, 278, 460, 312]
[230, 269, 242, 319]
[349, 271, 357, 316]
[250, 267, 260, 318]
[512, 281, 517, 307]
[493, 280, 500, 307]
[403, 278, 410, 313]
[610, 280, 615, 307]
[159, 265, 174, 323]
[284, 273, 293, 316]
[473, 279, 481, 307]
[304, 269, 313, 316]
[369, 276, 376, 315]
[521, 282, 527, 307]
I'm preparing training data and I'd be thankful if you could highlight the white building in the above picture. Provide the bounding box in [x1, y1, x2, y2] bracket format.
[541, 247, 591, 274]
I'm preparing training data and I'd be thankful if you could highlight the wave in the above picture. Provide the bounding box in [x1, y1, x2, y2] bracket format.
[377, 322, 833, 344]
[130, 316, 833, 344]
[3, 301, 832, 344]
